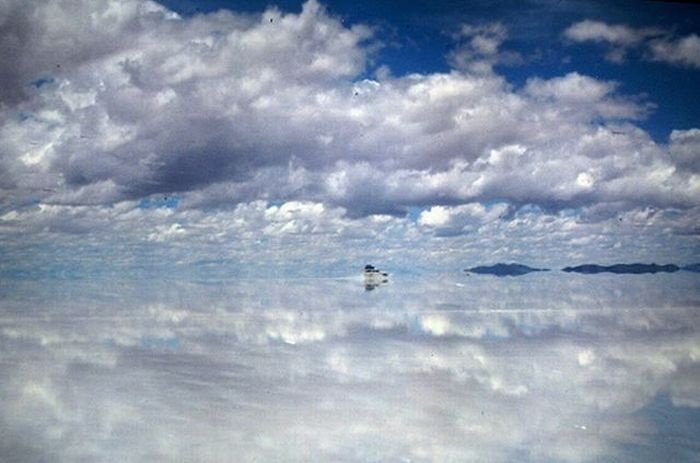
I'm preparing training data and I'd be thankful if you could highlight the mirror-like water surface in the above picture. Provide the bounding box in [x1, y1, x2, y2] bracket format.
[1, 273, 699, 462]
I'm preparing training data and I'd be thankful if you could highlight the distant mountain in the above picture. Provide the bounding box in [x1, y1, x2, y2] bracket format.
[465, 263, 549, 277]
[464, 262, 698, 277]
[562, 263, 680, 274]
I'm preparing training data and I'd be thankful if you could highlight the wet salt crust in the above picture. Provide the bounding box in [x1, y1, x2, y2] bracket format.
[1, 272, 699, 462]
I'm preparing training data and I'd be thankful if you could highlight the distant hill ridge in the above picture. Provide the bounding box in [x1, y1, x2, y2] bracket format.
[465, 262, 700, 276]
[465, 263, 549, 277]
[562, 263, 680, 274]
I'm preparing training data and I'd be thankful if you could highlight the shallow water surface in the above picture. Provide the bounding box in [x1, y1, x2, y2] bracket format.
[1, 273, 699, 462]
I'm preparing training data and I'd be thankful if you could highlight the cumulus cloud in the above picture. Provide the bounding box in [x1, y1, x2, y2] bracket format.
[564, 20, 654, 46]
[648, 33, 700, 68]
[669, 128, 700, 172]
[564, 20, 662, 62]
[448, 22, 523, 74]
[419, 202, 509, 236]
[0, 2, 685, 211]
[1, 0, 374, 202]
[565, 19, 700, 68]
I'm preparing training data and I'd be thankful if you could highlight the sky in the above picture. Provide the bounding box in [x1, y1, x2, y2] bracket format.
[1, 0, 700, 277]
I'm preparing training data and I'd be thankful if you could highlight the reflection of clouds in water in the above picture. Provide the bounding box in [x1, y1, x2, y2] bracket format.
[0, 274, 699, 462]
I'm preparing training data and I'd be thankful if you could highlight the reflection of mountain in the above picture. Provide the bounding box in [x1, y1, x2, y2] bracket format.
[465, 263, 549, 277]
[562, 263, 680, 274]
[683, 264, 700, 273]
[466, 262, 700, 276]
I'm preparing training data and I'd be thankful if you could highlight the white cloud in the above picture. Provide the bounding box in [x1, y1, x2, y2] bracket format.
[449, 22, 523, 74]
[669, 128, 700, 172]
[563, 20, 663, 63]
[418, 206, 452, 227]
[649, 34, 700, 68]
[0, 5, 678, 212]
[525, 72, 614, 103]
[565, 19, 700, 68]
[564, 20, 657, 47]
[419, 202, 508, 236]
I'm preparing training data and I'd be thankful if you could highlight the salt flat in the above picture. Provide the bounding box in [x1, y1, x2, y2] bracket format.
[1, 272, 699, 462]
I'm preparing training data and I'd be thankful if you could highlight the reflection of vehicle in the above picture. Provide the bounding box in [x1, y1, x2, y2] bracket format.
[364, 264, 388, 290]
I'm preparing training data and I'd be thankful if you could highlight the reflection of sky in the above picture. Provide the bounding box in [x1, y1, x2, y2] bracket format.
[1, 273, 699, 462]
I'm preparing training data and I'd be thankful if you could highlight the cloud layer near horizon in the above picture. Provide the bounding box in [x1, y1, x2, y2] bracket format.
[1, 0, 699, 270]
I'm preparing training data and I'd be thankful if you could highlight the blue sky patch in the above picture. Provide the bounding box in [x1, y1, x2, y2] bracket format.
[138, 195, 182, 209]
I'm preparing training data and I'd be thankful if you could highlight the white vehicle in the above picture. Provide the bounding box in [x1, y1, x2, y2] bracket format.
[364, 264, 389, 288]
